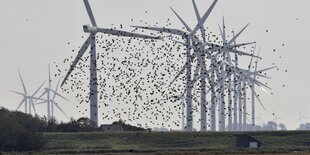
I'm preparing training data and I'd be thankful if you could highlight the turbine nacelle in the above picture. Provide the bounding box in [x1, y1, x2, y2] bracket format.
[83, 25, 98, 33]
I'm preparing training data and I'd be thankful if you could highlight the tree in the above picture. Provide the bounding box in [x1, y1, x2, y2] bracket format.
[278, 123, 287, 130]
[0, 107, 46, 151]
[262, 121, 278, 131]
[297, 123, 310, 130]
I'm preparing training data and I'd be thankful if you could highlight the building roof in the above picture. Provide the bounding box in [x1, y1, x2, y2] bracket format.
[235, 134, 262, 143]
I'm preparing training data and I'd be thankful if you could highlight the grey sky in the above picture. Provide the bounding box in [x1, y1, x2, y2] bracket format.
[0, 0, 309, 130]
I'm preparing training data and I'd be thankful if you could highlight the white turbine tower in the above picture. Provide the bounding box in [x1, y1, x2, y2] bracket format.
[249, 46, 260, 128]
[11, 71, 45, 115]
[61, 0, 160, 126]
[190, 0, 215, 131]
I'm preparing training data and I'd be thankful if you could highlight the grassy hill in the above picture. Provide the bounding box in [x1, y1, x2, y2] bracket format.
[42, 130, 310, 154]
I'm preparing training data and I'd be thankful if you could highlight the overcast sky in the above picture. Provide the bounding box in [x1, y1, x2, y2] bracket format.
[0, 0, 309, 130]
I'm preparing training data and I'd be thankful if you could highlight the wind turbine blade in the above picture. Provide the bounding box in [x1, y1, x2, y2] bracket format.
[83, 0, 97, 27]
[31, 97, 46, 100]
[232, 30, 238, 67]
[236, 68, 270, 79]
[61, 35, 92, 87]
[97, 28, 160, 39]
[192, 75, 201, 87]
[255, 66, 277, 74]
[165, 92, 185, 102]
[258, 85, 271, 95]
[172, 40, 186, 46]
[248, 45, 256, 70]
[10, 91, 24, 96]
[192, 0, 207, 41]
[173, 39, 196, 50]
[34, 91, 47, 103]
[218, 16, 226, 43]
[253, 79, 272, 90]
[230, 42, 256, 48]
[131, 26, 186, 36]
[170, 7, 192, 32]
[52, 78, 61, 101]
[254, 74, 272, 79]
[218, 24, 224, 43]
[54, 102, 69, 119]
[253, 47, 262, 86]
[192, 0, 201, 21]
[204, 42, 220, 48]
[48, 63, 51, 90]
[191, 0, 218, 35]
[169, 64, 186, 87]
[49, 89, 69, 101]
[227, 23, 249, 45]
[233, 49, 261, 59]
[252, 87, 266, 110]
[35, 100, 48, 105]
[16, 98, 26, 110]
[31, 81, 46, 97]
[222, 16, 226, 43]
[18, 71, 27, 94]
[254, 47, 261, 73]
[31, 100, 37, 114]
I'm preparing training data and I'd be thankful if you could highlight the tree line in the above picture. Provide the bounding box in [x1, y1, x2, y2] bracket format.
[0, 107, 146, 152]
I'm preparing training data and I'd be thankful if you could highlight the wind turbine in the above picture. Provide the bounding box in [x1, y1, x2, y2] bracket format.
[250, 46, 260, 128]
[36, 78, 69, 119]
[242, 52, 276, 131]
[11, 71, 45, 115]
[61, 0, 160, 126]
[36, 64, 69, 120]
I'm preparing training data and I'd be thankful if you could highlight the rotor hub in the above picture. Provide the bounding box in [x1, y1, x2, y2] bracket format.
[83, 25, 98, 33]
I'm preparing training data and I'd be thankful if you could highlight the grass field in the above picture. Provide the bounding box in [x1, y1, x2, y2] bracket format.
[40, 130, 310, 154]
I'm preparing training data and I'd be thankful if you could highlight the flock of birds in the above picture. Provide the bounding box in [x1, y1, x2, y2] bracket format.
[12, 0, 288, 131]
[55, 4, 286, 131]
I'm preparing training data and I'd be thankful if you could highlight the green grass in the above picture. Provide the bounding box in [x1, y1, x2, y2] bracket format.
[41, 130, 310, 154]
